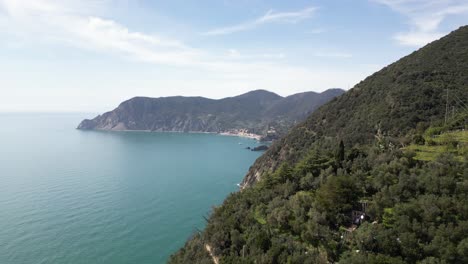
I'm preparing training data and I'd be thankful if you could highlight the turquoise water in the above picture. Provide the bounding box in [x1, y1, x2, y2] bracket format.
[0, 113, 262, 264]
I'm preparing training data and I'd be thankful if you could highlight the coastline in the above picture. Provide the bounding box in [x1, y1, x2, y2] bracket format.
[84, 128, 263, 141]
[218, 131, 262, 141]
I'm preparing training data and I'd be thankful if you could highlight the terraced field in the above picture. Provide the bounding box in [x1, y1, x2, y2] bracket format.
[405, 130, 467, 161]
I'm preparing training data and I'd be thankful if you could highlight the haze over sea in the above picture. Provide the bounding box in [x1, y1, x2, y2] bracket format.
[0, 113, 262, 264]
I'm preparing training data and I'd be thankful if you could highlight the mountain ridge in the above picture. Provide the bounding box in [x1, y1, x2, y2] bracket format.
[241, 25, 468, 187]
[168, 26, 468, 264]
[77, 89, 344, 140]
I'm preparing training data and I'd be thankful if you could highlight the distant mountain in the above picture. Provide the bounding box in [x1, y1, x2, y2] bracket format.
[77, 89, 344, 140]
[266, 89, 344, 120]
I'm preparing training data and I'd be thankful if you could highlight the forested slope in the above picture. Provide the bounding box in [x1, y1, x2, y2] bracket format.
[77, 89, 343, 139]
[169, 26, 468, 264]
[242, 26, 468, 187]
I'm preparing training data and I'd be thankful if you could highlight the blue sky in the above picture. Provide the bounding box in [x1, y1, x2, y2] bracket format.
[1, 0, 467, 112]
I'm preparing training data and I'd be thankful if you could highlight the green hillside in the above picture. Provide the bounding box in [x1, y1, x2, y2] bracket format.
[169, 26, 468, 264]
[77, 89, 343, 140]
[404, 113, 467, 161]
[405, 130, 467, 161]
[242, 25, 468, 187]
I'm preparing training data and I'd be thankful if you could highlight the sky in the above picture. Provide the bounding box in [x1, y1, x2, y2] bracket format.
[0, 0, 467, 112]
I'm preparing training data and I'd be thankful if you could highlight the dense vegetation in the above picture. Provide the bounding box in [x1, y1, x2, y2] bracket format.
[170, 137, 467, 263]
[243, 26, 468, 186]
[404, 113, 467, 161]
[77, 89, 343, 140]
[169, 26, 468, 263]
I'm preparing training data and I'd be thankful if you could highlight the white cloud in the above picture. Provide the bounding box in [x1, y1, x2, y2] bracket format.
[0, 1, 373, 112]
[0, 1, 331, 73]
[375, 0, 468, 46]
[203, 7, 317, 36]
[73, 17, 202, 66]
[309, 28, 326, 34]
[228, 49, 241, 58]
[0, 0, 203, 66]
[261, 53, 285, 59]
[394, 31, 444, 46]
[0, 1, 308, 67]
[225, 49, 285, 60]
[313, 52, 353, 58]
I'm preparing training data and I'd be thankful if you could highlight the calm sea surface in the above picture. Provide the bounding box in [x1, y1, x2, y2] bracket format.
[0, 113, 262, 264]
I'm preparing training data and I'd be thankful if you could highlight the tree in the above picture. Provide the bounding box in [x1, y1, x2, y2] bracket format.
[337, 140, 345, 164]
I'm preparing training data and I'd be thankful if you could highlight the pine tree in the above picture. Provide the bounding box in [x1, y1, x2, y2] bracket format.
[337, 140, 345, 164]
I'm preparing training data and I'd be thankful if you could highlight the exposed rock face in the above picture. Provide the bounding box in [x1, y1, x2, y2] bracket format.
[77, 89, 344, 139]
[251, 145, 269, 151]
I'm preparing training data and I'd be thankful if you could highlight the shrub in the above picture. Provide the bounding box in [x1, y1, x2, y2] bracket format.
[412, 134, 426, 145]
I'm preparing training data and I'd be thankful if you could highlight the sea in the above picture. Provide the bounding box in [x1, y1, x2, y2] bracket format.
[0, 113, 262, 264]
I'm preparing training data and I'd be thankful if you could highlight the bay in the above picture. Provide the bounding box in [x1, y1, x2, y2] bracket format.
[0, 113, 262, 264]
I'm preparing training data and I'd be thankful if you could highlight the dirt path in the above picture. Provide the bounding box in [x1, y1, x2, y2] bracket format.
[204, 244, 220, 264]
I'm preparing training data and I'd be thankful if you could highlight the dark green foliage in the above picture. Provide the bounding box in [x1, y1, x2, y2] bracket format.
[339, 252, 406, 264]
[244, 26, 468, 185]
[412, 134, 426, 145]
[337, 140, 345, 163]
[170, 146, 467, 263]
[315, 174, 361, 227]
[168, 233, 214, 264]
[169, 27, 468, 263]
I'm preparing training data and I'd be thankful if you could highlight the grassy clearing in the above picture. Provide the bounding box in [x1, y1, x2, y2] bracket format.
[405, 144, 454, 161]
[434, 130, 468, 144]
[254, 207, 267, 225]
[405, 130, 467, 161]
